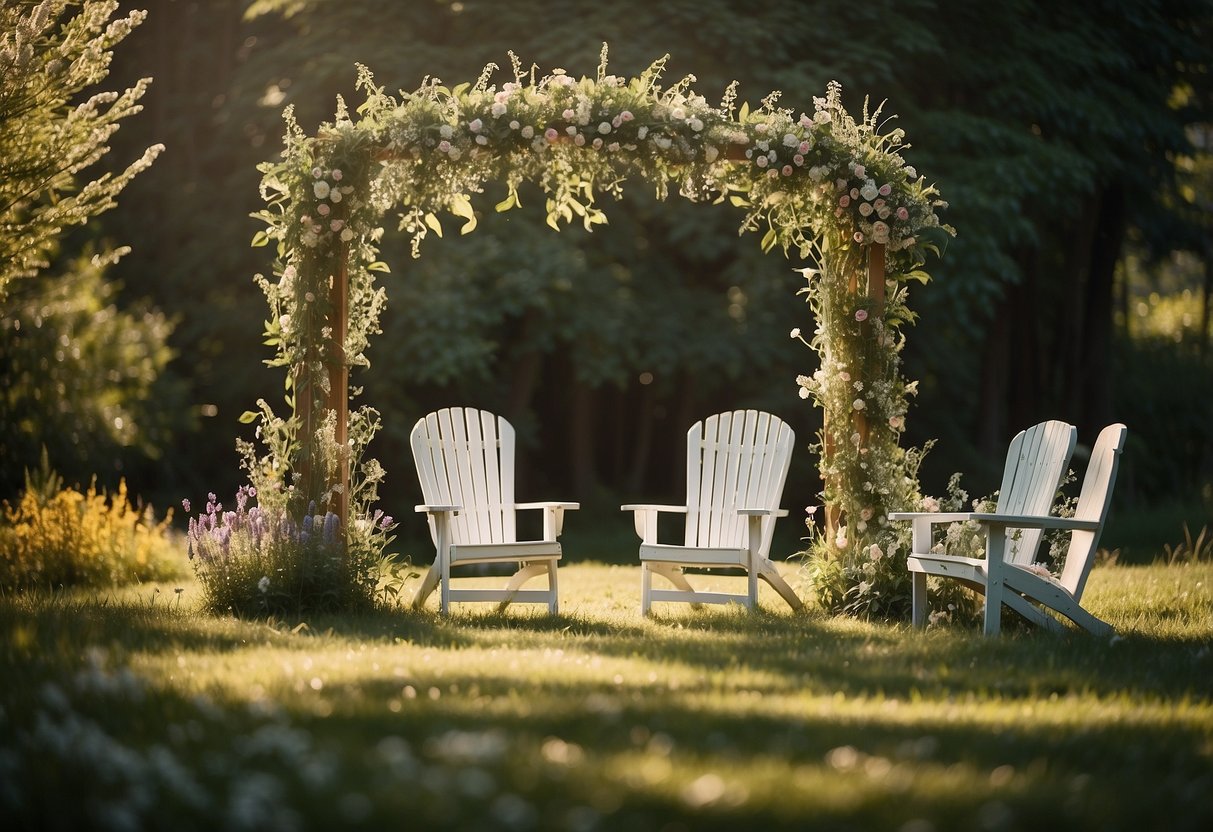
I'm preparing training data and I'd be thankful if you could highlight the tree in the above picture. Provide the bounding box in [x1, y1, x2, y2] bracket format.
[0, 0, 162, 297]
[0, 0, 173, 496]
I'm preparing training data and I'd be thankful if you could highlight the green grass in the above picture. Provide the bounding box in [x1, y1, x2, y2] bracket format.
[2, 561, 1211, 831]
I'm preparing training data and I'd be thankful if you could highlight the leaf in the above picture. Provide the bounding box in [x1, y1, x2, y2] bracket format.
[250, 230, 270, 247]
[238, 411, 258, 424]
[494, 191, 517, 212]
[738, 101, 750, 123]
[424, 212, 443, 238]
[729, 195, 750, 208]
[367, 261, 391, 273]
[760, 227, 778, 253]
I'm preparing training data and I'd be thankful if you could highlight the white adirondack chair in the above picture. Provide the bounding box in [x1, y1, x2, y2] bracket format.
[622, 410, 803, 614]
[410, 407, 578, 614]
[891, 422, 1127, 636]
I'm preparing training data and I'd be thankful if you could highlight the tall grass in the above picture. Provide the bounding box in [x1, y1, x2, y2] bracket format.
[1, 561, 1210, 830]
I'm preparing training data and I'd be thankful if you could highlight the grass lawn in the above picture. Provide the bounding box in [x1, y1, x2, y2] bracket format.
[1, 560, 1211, 831]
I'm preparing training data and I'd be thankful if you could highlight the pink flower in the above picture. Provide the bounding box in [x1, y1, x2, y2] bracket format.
[574, 133, 585, 146]
[438, 140, 451, 153]
[468, 118, 483, 132]
[855, 309, 869, 322]
[311, 167, 323, 178]
[896, 207, 910, 221]
[331, 169, 343, 181]
[545, 128, 559, 143]
[756, 155, 768, 168]
[329, 219, 344, 232]
[853, 163, 866, 177]
[799, 141, 811, 154]
[878, 183, 891, 196]
[782, 165, 793, 176]
[853, 231, 864, 243]
[620, 110, 634, 122]
[562, 108, 575, 120]
[316, 203, 330, 216]
[839, 195, 850, 208]
[768, 169, 779, 178]
[793, 154, 804, 166]
[889, 415, 905, 429]
[592, 137, 603, 149]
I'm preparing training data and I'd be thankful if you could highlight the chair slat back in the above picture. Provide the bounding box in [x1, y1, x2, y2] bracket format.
[1058, 424, 1127, 599]
[410, 407, 517, 546]
[685, 410, 794, 554]
[995, 420, 1077, 565]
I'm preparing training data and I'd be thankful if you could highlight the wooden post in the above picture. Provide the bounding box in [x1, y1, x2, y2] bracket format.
[327, 245, 350, 528]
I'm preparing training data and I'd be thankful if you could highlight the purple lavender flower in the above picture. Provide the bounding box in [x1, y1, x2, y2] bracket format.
[323, 512, 339, 543]
[380, 515, 394, 530]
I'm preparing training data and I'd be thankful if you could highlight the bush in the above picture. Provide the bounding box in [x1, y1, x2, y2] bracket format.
[184, 485, 404, 617]
[0, 457, 182, 589]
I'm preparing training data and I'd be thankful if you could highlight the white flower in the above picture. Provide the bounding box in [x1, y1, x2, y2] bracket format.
[258, 576, 270, 593]
[869, 544, 883, 561]
[491, 103, 507, 117]
[704, 145, 719, 163]
[799, 386, 810, 399]
[521, 125, 534, 139]
[637, 126, 648, 140]
[671, 106, 686, 120]
[329, 189, 342, 203]
[853, 398, 866, 411]
[688, 117, 704, 132]
[654, 136, 672, 150]
[439, 124, 453, 139]
[598, 121, 611, 134]
[509, 119, 520, 130]
[340, 228, 355, 242]
[783, 133, 799, 147]
[871, 221, 890, 244]
[861, 182, 879, 201]
[468, 118, 483, 132]
[790, 327, 801, 339]
[859, 202, 873, 216]
[475, 135, 488, 145]
[313, 180, 331, 199]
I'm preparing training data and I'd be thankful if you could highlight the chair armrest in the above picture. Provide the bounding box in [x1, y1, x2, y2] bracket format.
[888, 511, 976, 524]
[516, 501, 578, 540]
[415, 504, 461, 513]
[737, 507, 789, 517]
[620, 504, 689, 513]
[621, 504, 688, 544]
[967, 513, 1101, 532]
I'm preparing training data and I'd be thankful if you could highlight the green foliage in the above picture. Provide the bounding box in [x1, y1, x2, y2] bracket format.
[0, 0, 162, 297]
[0, 248, 182, 495]
[0, 452, 183, 589]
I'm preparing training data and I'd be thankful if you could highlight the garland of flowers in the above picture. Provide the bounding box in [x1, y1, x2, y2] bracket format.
[248, 46, 952, 613]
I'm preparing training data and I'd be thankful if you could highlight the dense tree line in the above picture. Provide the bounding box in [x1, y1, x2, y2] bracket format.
[4, 0, 1210, 552]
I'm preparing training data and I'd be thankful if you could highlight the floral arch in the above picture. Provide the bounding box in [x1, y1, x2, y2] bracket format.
[247, 48, 950, 586]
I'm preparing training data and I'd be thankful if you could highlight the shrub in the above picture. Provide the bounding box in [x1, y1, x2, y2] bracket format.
[184, 484, 403, 617]
[0, 457, 181, 589]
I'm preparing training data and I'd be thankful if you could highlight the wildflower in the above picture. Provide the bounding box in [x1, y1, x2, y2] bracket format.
[468, 118, 483, 133]
[258, 576, 270, 593]
[521, 125, 534, 139]
[889, 415, 905, 430]
[439, 124, 453, 139]
[182, 498, 191, 513]
[331, 169, 343, 181]
[312, 167, 323, 178]
[380, 515, 394, 530]
[790, 327, 801, 339]
[855, 309, 869, 322]
[313, 180, 331, 199]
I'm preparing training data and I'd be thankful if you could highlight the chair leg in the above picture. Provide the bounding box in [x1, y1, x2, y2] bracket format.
[640, 563, 652, 616]
[412, 562, 440, 609]
[439, 550, 452, 615]
[911, 571, 927, 629]
[757, 559, 804, 611]
[983, 527, 1006, 637]
[547, 560, 559, 615]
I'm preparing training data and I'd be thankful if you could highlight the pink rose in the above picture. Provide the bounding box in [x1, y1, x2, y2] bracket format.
[562, 109, 575, 120]
[853, 231, 864, 243]
[793, 154, 804, 166]
[799, 141, 811, 154]
[438, 140, 451, 153]
[839, 195, 850, 207]
[855, 309, 869, 322]
[782, 165, 793, 176]
[878, 183, 891, 196]
[331, 169, 343, 181]
[317, 203, 330, 216]
[329, 219, 344, 232]
[545, 128, 559, 143]
[896, 207, 910, 221]
[468, 118, 483, 133]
